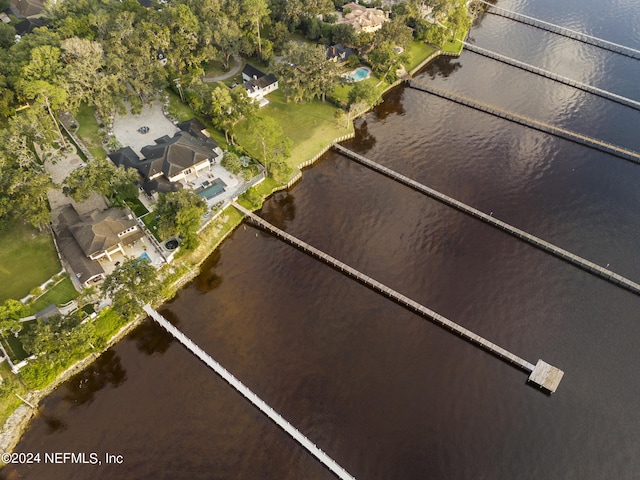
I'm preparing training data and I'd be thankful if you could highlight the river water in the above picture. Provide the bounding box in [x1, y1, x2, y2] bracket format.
[4, 0, 640, 479]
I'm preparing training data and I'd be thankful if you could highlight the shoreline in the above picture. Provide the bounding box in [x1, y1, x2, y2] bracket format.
[0, 45, 462, 457]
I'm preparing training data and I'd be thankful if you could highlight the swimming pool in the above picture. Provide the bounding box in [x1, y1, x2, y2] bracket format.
[349, 67, 371, 82]
[196, 178, 227, 199]
[139, 252, 151, 263]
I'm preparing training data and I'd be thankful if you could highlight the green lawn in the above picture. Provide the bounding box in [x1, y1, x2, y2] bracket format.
[27, 276, 78, 315]
[405, 40, 438, 72]
[75, 104, 107, 160]
[441, 28, 467, 55]
[125, 198, 149, 217]
[141, 212, 162, 241]
[2, 334, 29, 362]
[235, 89, 353, 172]
[0, 219, 60, 303]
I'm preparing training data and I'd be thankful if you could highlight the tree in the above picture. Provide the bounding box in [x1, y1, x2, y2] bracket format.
[373, 19, 413, 51]
[240, 0, 269, 57]
[368, 41, 408, 83]
[101, 257, 161, 320]
[161, 4, 203, 76]
[330, 23, 357, 47]
[205, 84, 257, 144]
[0, 300, 28, 337]
[212, 15, 243, 70]
[0, 113, 56, 228]
[155, 189, 207, 250]
[251, 116, 292, 180]
[22, 312, 95, 366]
[63, 157, 139, 203]
[0, 23, 15, 50]
[348, 82, 381, 108]
[19, 79, 69, 148]
[60, 37, 115, 114]
[272, 41, 341, 103]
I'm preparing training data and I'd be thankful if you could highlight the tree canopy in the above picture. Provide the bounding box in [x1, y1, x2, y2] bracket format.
[155, 189, 207, 251]
[272, 41, 341, 103]
[101, 257, 161, 320]
[250, 116, 292, 181]
[63, 157, 140, 203]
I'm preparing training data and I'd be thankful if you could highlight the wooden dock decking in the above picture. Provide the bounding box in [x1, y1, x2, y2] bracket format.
[460, 41, 640, 111]
[143, 305, 358, 480]
[408, 79, 640, 166]
[231, 202, 563, 393]
[333, 144, 640, 298]
[476, 0, 640, 60]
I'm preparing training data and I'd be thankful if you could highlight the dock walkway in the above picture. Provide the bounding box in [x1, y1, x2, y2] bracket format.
[333, 144, 640, 297]
[460, 41, 640, 111]
[143, 305, 358, 480]
[476, 0, 640, 60]
[231, 203, 564, 393]
[408, 79, 640, 166]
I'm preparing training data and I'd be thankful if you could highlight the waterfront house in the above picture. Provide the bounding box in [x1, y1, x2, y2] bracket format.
[109, 119, 223, 195]
[54, 203, 144, 287]
[241, 64, 278, 107]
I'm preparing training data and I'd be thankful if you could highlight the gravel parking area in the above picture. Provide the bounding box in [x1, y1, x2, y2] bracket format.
[112, 102, 179, 156]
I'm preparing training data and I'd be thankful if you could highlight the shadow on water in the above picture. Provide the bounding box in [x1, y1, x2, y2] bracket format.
[423, 57, 463, 79]
[374, 86, 406, 120]
[346, 118, 377, 154]
[470, 0, 498, 27]
[192, 249, 223, 293]
[127, 317, 174, 356]
[39, 412, 67, 434]
[61, 350, 127, 407]
[259, 191, 297, 230]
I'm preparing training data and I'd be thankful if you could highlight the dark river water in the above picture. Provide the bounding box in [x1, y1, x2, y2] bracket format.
[4, 0, 640, 479]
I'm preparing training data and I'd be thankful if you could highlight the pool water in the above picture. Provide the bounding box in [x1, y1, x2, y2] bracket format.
[139, 252, 151, 263]
[196, 178, 227, 199]
[349, 67, 370, 82]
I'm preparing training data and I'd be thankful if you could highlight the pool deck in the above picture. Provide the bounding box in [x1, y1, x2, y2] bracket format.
[97, 235, 164, 276]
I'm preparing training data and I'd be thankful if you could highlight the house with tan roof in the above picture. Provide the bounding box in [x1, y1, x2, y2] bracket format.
[10, 0, 45, 17]
[339, 2, 389, 33]
[53, 203, 145, 287]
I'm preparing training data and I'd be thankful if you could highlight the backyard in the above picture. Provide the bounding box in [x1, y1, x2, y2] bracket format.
[0, 220, 61, 303]
[234, 89, 353, 172]
[27, 276, 78, 315]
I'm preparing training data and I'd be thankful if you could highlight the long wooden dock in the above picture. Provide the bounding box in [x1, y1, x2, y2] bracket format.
[231, 202, 564, 393]
[460, 41, 640, 111]
[333, 144, 640, 297]
[143, 305, 358, 480]
[476, 0, 640, 60]
[408, 79, 640, 166]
